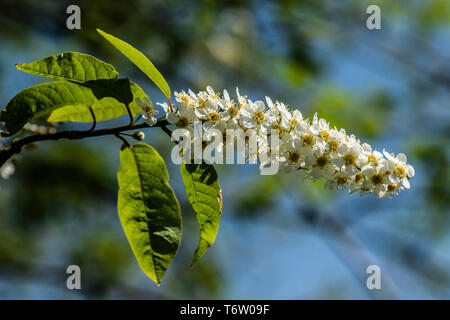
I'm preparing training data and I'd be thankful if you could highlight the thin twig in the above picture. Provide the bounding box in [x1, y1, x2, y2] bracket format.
[88, 107, 97, 131]
[0, 120, 169, 167]
[134, 114, 143, 124]
[167, 96, 174, 112]
[160, 124, 173, 138]
[125, 104, 134, 126]
[114, 133, 131, 148]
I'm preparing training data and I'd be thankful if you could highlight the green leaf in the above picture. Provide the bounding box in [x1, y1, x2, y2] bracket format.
[0, 79, 147, 135]
[117, 143, 182, 284]
[16, 51, 118, 83]
[180, 162, 222, 265]
[46, 98, 138, 123]
[97, 28, 171, 98]
[47, 81, 147, 122]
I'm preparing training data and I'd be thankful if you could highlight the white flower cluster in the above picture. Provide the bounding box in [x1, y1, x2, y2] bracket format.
[145, 86, 415, 198]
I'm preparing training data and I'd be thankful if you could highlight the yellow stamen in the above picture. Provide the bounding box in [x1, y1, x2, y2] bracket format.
[288, 151, 301, 162]
[209, 112, 221, 123]
[302, 134, 314, 146]
[394, 165, 406, 177]
[355, 173, 363, 183]
[316, 155, 329, 168]
[272, 124, 282, 134]
[253, 111, 265, 124]
[343, 154, 356, 166]
[337, 176, 349, 185]
[329, 140, 339, 151]
[368, 154, 378, 166]
[228, 107, 239, 118]
[371, 173, 383, 185]
[388, 184, 397, 192]
[177, 117, 189, 128]
[290, 119, 298, 130]
[320, 130, 330, 141]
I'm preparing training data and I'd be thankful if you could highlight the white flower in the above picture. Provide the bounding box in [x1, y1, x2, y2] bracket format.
[160, 101, 198, 128]
[360, 160, 394, 197]
[195, 99, 227, 131]
[334, 142, 363, 175]
[383, 150, 414, 179]
[174, 90, 191, 105]
[278, 141, 304, 173]
[219, 89, 241, 122]
[310, 152, 335, 179]
[236, 87, 250, 109]
[280, 108, 302, 132]
[206, 86, 221, 104]
[135, 97, 157, 126]
[329, 171, 353, 189]
[239, 100, 265, 129]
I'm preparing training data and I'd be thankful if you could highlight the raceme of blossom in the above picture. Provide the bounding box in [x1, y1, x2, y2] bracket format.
[136, 86, 415, 198]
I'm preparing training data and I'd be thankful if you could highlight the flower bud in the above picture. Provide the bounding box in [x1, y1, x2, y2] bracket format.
[133, 131, 145, 141]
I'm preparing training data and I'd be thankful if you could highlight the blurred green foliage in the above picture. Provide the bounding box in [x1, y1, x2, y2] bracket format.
[68, 232, 132, 297]
[9, 142, 114, 229]
[310, 88, 392, 138]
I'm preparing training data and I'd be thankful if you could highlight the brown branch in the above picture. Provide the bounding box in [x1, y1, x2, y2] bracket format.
[114, 133, 131, 148]
[160, 124, 173, 138]
[0, 119, 169, 167]
[125, 104, 134, 125]
[167, 96, 174, 112]
[88, 107, 97, 131]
